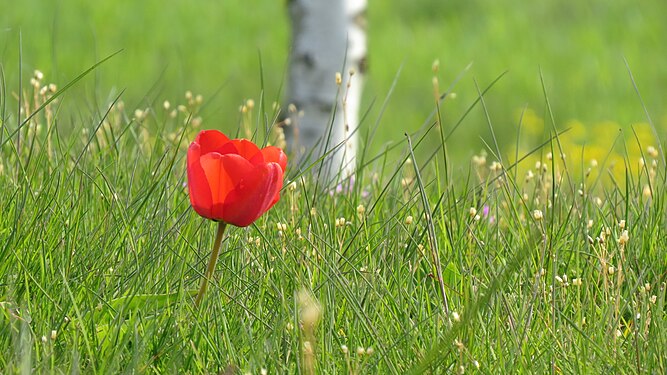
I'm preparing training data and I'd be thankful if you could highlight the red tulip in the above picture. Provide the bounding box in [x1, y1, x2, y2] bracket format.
[187, 130, 287, 227]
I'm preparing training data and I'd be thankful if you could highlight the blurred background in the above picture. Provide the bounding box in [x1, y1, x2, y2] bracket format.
[2, 0, 666, 168]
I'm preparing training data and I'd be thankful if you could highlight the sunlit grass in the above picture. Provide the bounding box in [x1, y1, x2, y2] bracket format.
[2, 0, 667, 162]
[1, 58, 666, 374]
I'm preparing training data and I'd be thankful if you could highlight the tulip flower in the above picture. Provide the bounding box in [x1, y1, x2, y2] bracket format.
[187, 129, 287, 306]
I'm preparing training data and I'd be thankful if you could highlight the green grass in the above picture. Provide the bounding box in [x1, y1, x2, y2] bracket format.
[2, 0, 667, 160]
[2, 1, 667, 373]
[1, 54, 666, 373]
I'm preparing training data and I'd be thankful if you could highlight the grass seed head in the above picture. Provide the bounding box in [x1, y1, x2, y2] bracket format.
[618, 230, 629, 246]
[532, 210, 544, 221]
[647, 146, 659, 158]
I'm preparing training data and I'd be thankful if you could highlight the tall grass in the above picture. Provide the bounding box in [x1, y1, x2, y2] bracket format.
[1, 57, 666, 374]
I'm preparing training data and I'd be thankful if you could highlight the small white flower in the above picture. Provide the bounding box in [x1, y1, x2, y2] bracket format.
[647, 146, 659, 158]
[532, 210, 544, 221]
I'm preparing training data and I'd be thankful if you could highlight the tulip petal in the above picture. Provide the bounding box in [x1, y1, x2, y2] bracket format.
[256, 146, 288, 172]
[221, 163, 284, 227]
[187, 142, 214, 218]
[199, 153, 255, 220]
[187, 130, 287, 225]
[228, 139, 262, 161]
[196, 130, 231, 155]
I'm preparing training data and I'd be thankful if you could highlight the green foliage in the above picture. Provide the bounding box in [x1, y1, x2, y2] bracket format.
[2, 0, 667, 160]
[1, 55, 667, 373]
[1, 1, 667, 372]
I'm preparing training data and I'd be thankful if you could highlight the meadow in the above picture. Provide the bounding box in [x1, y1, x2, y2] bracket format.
[1, 0, 667, 373]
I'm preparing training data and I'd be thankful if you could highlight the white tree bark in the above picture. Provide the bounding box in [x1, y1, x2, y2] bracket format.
[285, 0, 367, 183]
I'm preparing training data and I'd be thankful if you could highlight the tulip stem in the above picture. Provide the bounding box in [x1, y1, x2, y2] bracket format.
[195, 221, 228, 307]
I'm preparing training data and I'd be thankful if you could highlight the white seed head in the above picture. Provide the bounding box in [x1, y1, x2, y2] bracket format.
[298, 290, 321, 328]
[618, 230, 629, 246]
[647, 146, 658, 158]
[472, 154, 486, 166]
[134, 109, 145, 121]
[643, 185, 652, 199]
[532, 210, 544, 221]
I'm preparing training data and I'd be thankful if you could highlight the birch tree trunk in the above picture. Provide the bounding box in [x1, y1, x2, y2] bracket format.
[285, 0, 367, 183]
